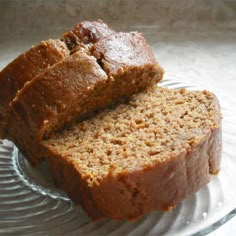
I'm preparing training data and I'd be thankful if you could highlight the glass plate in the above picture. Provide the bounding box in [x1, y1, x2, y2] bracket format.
[1, 72, 236, 236]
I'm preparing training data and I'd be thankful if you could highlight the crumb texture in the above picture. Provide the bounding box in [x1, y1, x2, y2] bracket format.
[45, 87, 221, 187]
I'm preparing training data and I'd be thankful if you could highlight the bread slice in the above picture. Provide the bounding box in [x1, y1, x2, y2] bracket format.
[0, 20, 114, 139]
[8, 49, 108, 164]
[9, 32, 164, 165]
[43, 86, 222, 220]
[0, 39, 69, 138]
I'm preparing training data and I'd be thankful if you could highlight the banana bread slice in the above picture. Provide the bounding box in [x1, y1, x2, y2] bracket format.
[0, 39, 70, 138]
[9, 32, 164, 165]
[43, 86, 222, 220]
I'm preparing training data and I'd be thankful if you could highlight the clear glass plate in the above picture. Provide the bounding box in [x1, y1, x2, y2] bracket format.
[1, 72, 236, 235]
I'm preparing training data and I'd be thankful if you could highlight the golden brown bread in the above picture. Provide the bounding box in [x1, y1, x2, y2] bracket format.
[0, 39, 70, 138]
[43, 86, 222, 220]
